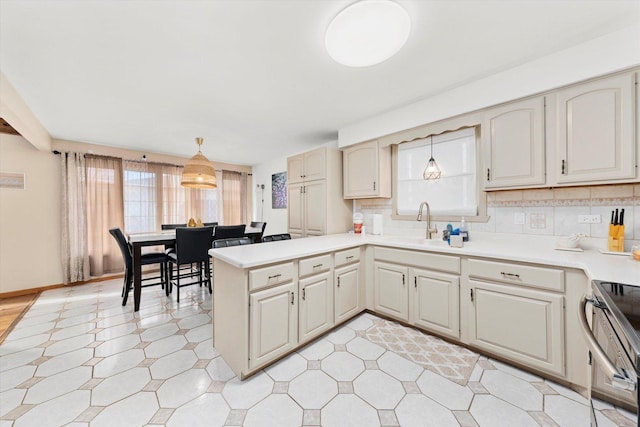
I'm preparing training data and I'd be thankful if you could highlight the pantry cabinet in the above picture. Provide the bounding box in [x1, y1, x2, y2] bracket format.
[554, 72, 636, 184]
[287, 146, 351, 237]
[343, 139, 391, 199]
[483, 96, 546, 189]
[288, 180, 326, 237]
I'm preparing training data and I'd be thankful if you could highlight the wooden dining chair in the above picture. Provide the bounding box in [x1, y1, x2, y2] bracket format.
[168, 226, 213, 303]
[109, 228, 170, 306]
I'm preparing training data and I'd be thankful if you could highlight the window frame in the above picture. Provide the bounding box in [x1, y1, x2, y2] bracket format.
[391, 126, 488, 223]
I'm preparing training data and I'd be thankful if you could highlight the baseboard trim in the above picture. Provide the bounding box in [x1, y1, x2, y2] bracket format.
[0, 274, 124, 299]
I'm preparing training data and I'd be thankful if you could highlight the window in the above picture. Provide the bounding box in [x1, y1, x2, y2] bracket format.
[123, 161, 218, 233]
[124, 165, 157, 233]
[396, 127, 478, 217]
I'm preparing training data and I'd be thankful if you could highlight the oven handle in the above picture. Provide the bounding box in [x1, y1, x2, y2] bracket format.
[579, 295, 636, 392]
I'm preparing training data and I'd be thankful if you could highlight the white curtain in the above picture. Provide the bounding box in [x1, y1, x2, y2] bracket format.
[60, 152, 90, 283]
[221, 170, 247, 225]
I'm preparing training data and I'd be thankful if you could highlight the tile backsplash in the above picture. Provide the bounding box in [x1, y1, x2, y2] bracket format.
[355, 183, 640, 250]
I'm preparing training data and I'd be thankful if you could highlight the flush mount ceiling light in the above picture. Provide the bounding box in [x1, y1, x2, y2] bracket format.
[325, 0, 411, 67]
[423, 136, 441, 181]
[181, 137, 217, 189]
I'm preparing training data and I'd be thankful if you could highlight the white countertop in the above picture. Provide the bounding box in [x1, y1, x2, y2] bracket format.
[209, 232, 640, 286]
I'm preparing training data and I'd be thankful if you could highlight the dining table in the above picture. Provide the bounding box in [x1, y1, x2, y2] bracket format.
[127, 225, 262, 311]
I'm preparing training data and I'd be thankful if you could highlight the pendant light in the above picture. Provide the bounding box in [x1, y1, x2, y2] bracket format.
[422, 136, 441, 181]
[181, 137, 217, 189]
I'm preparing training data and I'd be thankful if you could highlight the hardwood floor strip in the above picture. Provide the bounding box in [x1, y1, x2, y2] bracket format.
[0, 293, 39, 345]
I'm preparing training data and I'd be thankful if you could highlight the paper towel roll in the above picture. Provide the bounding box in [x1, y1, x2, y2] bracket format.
[372, 214, 383, 235]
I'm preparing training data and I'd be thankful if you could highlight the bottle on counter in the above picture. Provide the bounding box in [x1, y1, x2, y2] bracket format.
[460, 217, 469, 242]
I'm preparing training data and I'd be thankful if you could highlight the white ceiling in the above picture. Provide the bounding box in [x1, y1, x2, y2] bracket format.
[1, 0, 638, 165]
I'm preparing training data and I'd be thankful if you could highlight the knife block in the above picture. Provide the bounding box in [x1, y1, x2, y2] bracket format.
[608, 225, 625, 252]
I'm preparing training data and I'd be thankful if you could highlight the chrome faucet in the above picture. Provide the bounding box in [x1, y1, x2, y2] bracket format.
[417, 201, 438, 239]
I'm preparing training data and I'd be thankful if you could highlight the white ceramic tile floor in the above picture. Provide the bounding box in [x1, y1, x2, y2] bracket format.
[0, 277, 635, 426]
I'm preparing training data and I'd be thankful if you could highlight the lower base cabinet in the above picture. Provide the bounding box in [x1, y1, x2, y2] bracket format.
[299, 271, 334, 344]
[249, 282, 298, 370]
[466, 280, 565, 376]
[410, 268, 460, 339]
[373, 261, 409, 321]
[335, 264, 360, 323]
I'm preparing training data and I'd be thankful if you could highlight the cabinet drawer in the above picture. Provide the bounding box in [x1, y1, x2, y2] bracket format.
[374, 247, 460, 274]
[335, 248, 360, 267]
[467, 259, 564, 292]
[249, 262, 295, 291]
[299, 254, 331, 278]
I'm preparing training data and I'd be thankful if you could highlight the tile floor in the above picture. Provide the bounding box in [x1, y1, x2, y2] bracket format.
[0, 278, 635, 427]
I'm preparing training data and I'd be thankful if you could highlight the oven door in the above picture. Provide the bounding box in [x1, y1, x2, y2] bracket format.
[579, 295, 638, 426]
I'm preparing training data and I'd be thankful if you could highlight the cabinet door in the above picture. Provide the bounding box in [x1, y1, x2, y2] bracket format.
[287, 183, 304, 236]
[304, 180, 326, 236]
[303, 148, 326, 182]
[287, 154, 304, 184]
[556, 72, 636, 183]
[373, 261, 409, 321]
[299, 272, 334, 343]
[484, 97, 545, 189]
[468, 280, 564, 376]
[335, 264, 360, 324]
[343, 140, 380, 198]
[410, 268, 460, 339]
[249, 282, 297, 369]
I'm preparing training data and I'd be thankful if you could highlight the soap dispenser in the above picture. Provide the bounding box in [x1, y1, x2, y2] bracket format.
[460, 217, 469, 242]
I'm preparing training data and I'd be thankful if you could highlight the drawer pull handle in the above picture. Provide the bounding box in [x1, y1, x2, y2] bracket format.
[268, 273, 282, 280]
[313, 263, 323, 269]
[291, 292, 294, 305]
[346, 255, 354, 260]
[302, 288, 306, 300]
[501, 272, 520, 279]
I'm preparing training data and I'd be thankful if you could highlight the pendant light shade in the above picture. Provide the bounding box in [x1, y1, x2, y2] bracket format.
[422, 136, 441, 181]
[181, 137, 217, 189]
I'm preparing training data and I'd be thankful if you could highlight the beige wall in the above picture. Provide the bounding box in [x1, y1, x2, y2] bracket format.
[0, 134, 63, 293]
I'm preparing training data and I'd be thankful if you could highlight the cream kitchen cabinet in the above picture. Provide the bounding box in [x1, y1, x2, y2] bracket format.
[483, 96, 546, 189]
[334, 247, 362, 324]
[287, 146, 351, 237]
[288, 180, 326, 237]
[373, 261, 409, 321]
[287, 147, 326, 184]
[410, 268, 460, 339]
[373, 247, 461, 326]
[249, 281, 298, 370]
[463, 259, 565, 376]
[554, 71, 637, 184]
[298, 254, 334, 344]
[343, 139, 391, 199]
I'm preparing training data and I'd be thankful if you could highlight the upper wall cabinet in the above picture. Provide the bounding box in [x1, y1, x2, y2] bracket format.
[343, 139, 391, 199]
[483, 97, 546, 189]
[287, 147, 326, 184]
[554, 72, 637, 184]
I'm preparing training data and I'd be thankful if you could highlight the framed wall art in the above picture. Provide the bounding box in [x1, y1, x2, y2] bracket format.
[271, 172, 287, 209]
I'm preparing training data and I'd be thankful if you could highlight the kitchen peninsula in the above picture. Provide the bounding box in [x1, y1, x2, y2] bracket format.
[210, 233, 639, 391]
